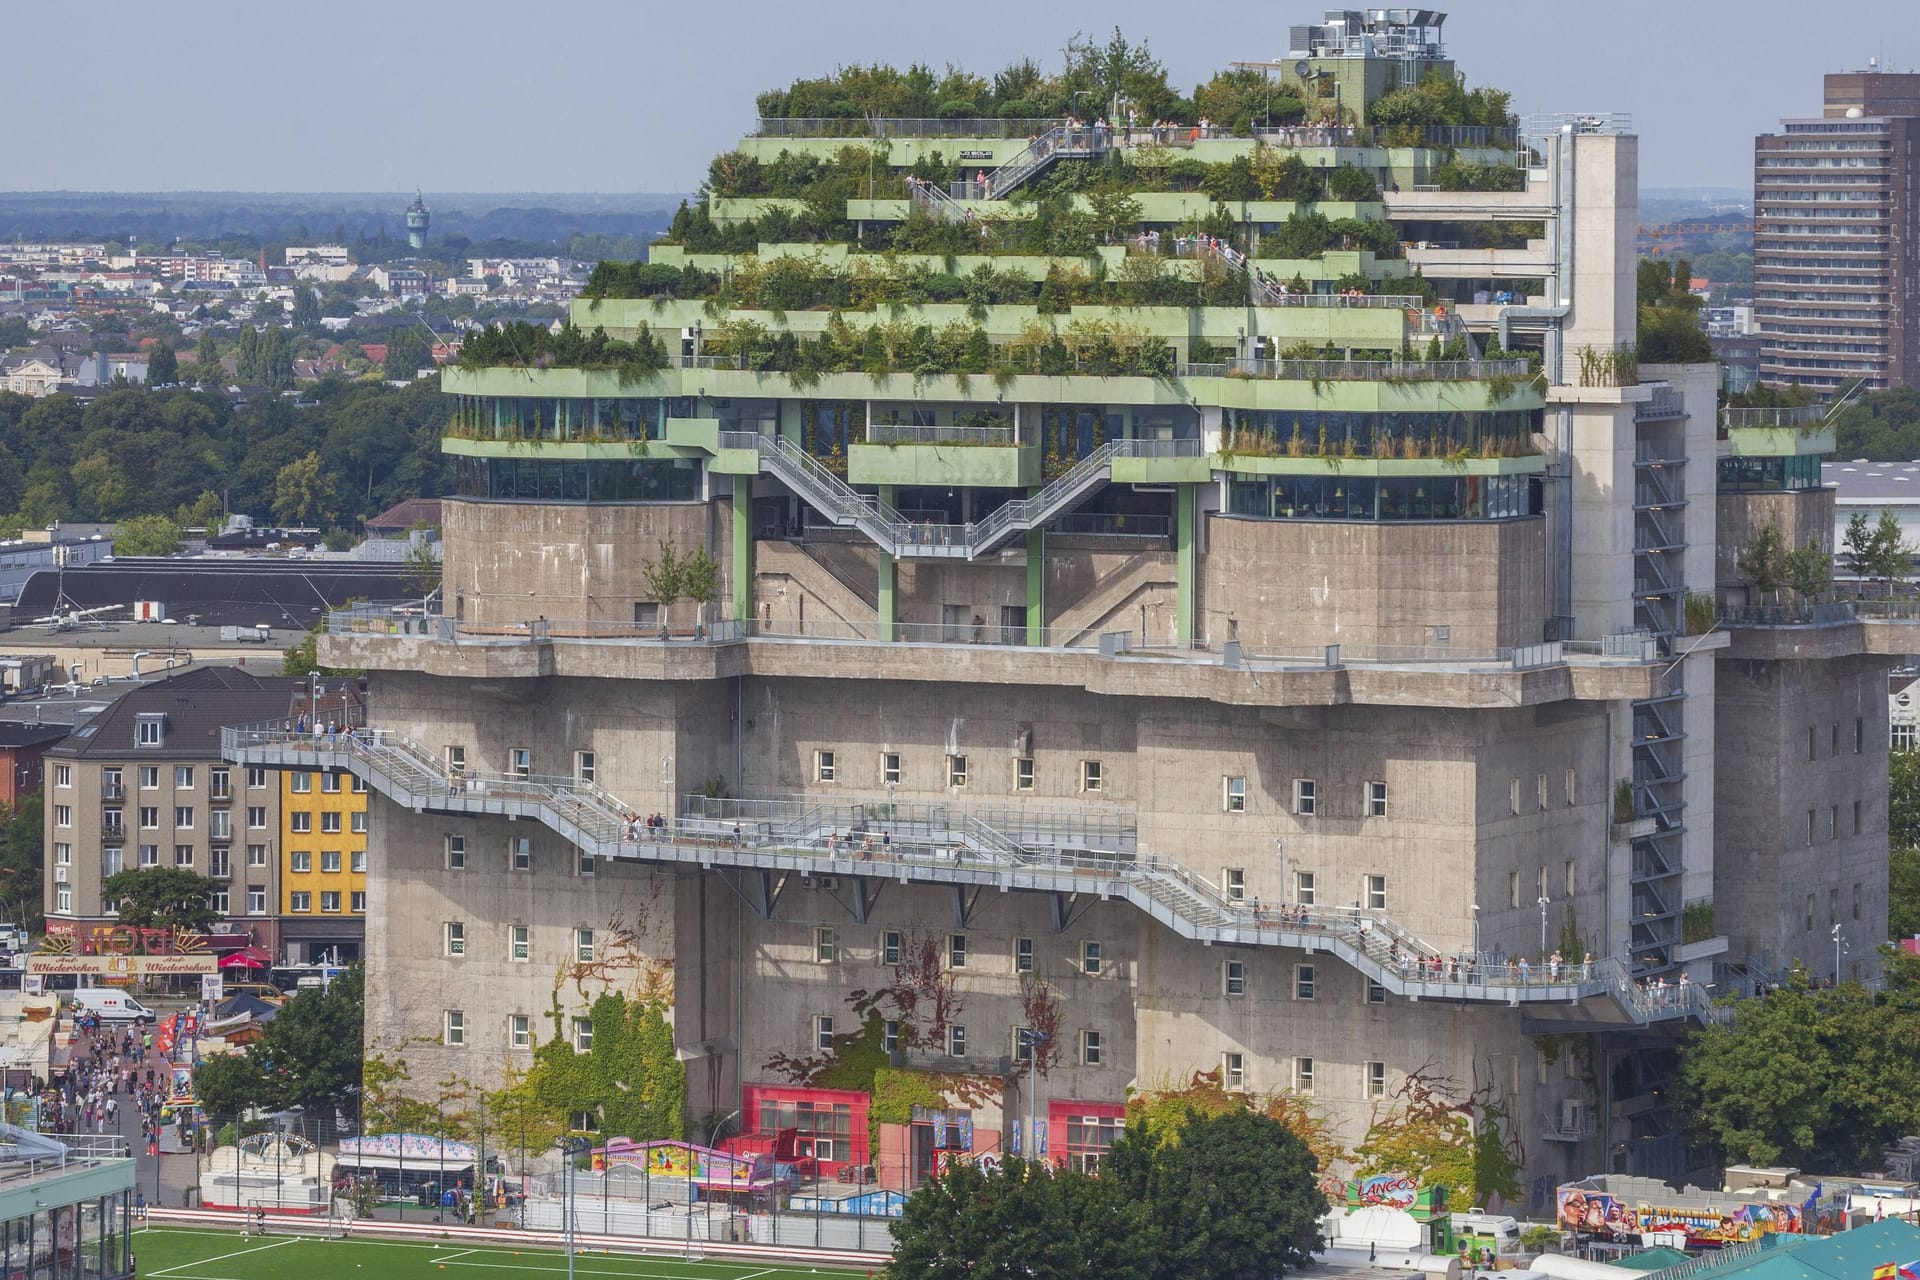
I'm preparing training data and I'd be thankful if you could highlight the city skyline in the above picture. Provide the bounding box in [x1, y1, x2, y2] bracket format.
[1, 0, 1913, 196]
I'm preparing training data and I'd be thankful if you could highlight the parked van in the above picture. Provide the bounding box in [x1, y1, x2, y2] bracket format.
[68, 990, 156, 1022]
[1451, 1212, 1521, 1250]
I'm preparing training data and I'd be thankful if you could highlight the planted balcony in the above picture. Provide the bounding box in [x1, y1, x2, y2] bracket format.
[849, 409, 1040, 487]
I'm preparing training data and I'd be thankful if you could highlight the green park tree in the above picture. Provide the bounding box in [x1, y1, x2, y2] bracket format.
[272, 451, 337, 526]
[100, 866, 218, 932]
[112, 513, 183, 556]
[1741, 521, 1787, 602]
[146, 341, 178, 386]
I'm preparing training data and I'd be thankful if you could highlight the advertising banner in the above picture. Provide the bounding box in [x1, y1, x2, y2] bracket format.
[28, 954, 218, 975]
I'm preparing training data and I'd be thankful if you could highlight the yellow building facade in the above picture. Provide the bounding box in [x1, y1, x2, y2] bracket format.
[278, 767, 368, 963]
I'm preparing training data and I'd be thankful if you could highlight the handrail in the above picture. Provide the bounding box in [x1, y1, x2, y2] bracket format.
[222, 723, 1722, 1025]
[1183, 357, 1531, 382]
[1173, 235, 1285, 306]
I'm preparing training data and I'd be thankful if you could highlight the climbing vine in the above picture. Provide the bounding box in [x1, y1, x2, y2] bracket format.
[849, 932, 964, 1052]
[1128, 1068, 1348, 1188]
[1351, 1061, 1520, 1205]
[524, 990, 685, 1141]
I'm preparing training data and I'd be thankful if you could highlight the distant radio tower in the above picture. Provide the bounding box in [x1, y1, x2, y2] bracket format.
[406, 189, 431, 250]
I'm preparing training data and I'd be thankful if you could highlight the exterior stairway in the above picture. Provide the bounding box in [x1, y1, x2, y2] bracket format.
[222, 724, 1721, 1025]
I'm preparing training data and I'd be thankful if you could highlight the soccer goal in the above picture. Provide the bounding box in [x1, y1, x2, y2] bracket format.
[327, 1197, 355, 1240]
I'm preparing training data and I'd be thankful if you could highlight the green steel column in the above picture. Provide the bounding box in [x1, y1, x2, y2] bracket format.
[1175, 484, 1196, 645]
[878, 485, 897, 641]
[1026, 528, 1044, 646]
[732, 474, 753, 622]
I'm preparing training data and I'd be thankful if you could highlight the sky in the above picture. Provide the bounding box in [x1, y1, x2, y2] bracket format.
[2, 0, 1913, 196]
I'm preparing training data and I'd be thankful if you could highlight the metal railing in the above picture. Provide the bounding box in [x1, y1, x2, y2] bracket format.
[219, 722, 1716, 1023]
[1720, 602, 1859, 626]
[754, 117, 1065, 138]
[866, 423, 1019, 446]
[1183, 357, 1531, 382]
[1045, 512, 1171, 538]
[1635, 386, 1687, 422]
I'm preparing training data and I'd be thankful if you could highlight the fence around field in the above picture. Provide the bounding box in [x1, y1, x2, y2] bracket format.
[517, 1197, 899, 1252]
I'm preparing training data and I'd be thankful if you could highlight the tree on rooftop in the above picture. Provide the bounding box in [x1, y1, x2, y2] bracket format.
[1062, 28, 1176, 120]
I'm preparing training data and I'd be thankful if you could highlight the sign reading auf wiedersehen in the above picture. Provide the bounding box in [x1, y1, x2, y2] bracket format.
[28, 954, 218, 975]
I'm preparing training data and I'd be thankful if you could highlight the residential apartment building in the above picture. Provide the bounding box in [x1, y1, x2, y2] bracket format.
[1754, 71, 1920, 390]
[0, 722, 76, 807]
[45, 668, 295, 952]
[225, 23, 1901, 1198]
[277, 763, 368, 963]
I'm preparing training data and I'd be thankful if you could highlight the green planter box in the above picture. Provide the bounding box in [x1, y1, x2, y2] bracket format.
[848, 442, 1040, 489]
[1213, 453, 1546, 478]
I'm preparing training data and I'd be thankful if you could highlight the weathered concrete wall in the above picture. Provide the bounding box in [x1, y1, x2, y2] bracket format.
[1715, 488, 1836, 599]
[1198, 515, 1547, 652]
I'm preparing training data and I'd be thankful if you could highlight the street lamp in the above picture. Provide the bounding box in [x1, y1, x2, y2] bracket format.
[1831, 923, 1846, 983]
[707, 1109, 740, 1241]
[1537, 895, 1552, 957]
[555, 1135, 591, 1280]
[1470, 903, 1480, 973]
[1017, 1029, 1048, 1164]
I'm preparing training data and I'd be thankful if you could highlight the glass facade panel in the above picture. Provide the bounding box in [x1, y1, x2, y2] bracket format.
[1225, 473, 1537, 522]
[1716, 454, 1822, 491]
[456, 457, 702, 502]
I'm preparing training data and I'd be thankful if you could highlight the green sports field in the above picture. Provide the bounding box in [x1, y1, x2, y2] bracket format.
[135, 1226, 875, 1280]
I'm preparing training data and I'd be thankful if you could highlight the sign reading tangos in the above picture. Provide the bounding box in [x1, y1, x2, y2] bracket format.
[27, 955, 219, 975]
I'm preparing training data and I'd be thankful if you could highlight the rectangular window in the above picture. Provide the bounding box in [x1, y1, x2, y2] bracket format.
[139, 807, 158, 830]
[1365, 875, 1386, 911]
[947, 1024, 966, 1057]
[1015, 757, 1034, 791]
[208, 810, 231, 839]
[882, 752, 901, 786]
[138, 844, 158, 868]
[510, 836, 531, 871]
[882, 1019, 899, 1054]
[351, 891, 366, 913]
[1537, 772, 1549, 811]
[351, 811, 367, 834]
[247, 885, 266, 914]
[447, 835, 466, 870]
[1222, 1052, 1245, 1090]
[511, 925, 530, 961]
[1080, 1030, 1103, 1066]
[576, 927, 595, 963]
[321, 812, 342, 834]
[174, 806, 195, 830]
[948, 933, 968, 969]
[1015, 937, 1033, 972]
[1565, 859, 1577, 896]
[1366, 1061, 1387, 1098]
[1081, 760, 1103, 792]
[247, 767, 267, 789]
[1295, 964, 1316, 1000]
[1367, 979, 1387, 1004]
[1565, 767, 1577, 806]
[137, 719, 161, 747]
[53, 842, 70, 865]
[290, 772, 311, 793]
[247, 843, 267, 867]
[948, 755, 969, 788]
[511, 1015, 531, 1049]
[815, 750, 836, 783]
[1857, 717, 1866, 753]
[1224, 960, 1246, 996]
[56, 885, 71, 913]
[1223, 867, 1246, 901]
[1224, 776, 1246, 812]
[1806, 893, 1815, 930]
[289, 812, 311, 834]
[173, 845, 193, 868]
[247, 806, 267, 829]
[139, 767, 159, 790]
[1367, 781, 1387, 817]
[1509, 777, 1522, 815]
[510, 749, 531, 780]
[320, 849, 341, 873]
[210, 768, 230, 798]
[320, 891, 341, 913]
[54, 805, 71, 828]
[1807, 809, 1816, 846]
[813, 927, 835, 963]
[1510, 870, 1521, 909]
[445, 922, 465, 956]
[317, 772, 339, 794]
[881, 929, 902, 966]
[1293, 870, 1315, 905]
[1081, 940, 1102, 975]
[1293, 778, 1316, 816]
[1829, 805, 1839, 839]
[290, 850, 312, 873]
[579, 852, 595, 876]
[1832, 722, 1841, 755]
[351, 849, 368, 873]
[1854, 800, 1863, 835]
[102, 768, 122, 796]
[1809, 726, 1817, 761]
[352, 775, 367, 794]
[209, 890, 229, 915]
[54, 764, 70, 788]
[101, 847, 122, 877]
[1293, 1056, 1315, 1094]
[814, 1015, 834, 1050]
[290, 891, 311, 913]
[445, 746, 466, 780]
[575, 751, 595, 784]
[174, 766, 194, 789]
[444, 1011, 465, 1047]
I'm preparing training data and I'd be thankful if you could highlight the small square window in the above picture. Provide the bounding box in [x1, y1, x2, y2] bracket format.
[320, 891, 340, 913]
[290, 850, 312, 873]
[1366, 1060, 1387, 1098]
[814, 926, 836, 963]
[510, 924, 529, 961]
[1293, 870, 1315, 906]
[247, 768, 267, 789]
[948, 755, 969, 788]
[444, 1011, 465, 1046]
[579, 851, 595, 876]
[881, 930, 902, 966]
[290, 891, 311, 913]
[1224, 960, 1246, 996]
[174, 806, 194, 830]
[174, 845, 193, 868]
[247, 806, 268, 830]
[572, 1017, 593, 1052]
[1222, 1052, 1245, 1090]
[351, 849, 367, 873]
[446, 835, 466, 870]
[1015, 937, 1033, 972]
[948, 933, 968, 969]
[1015, 757, 1034, 791]
[882, 752, 900, 786]
[1295, 963, 1316, 1000]
[1367, 781, 1387, 817]
[1366, 979, 1386, 1004]
[510, 748, 531, 780]
[1081, 940, 1102, 975]
[1293, 778, 1316, 816]
[815, 750, 836, 783]
[351, 811, 367, 833]
[289, 812, 311, 834]
[511, 1014, 531, 1049]
[1293, 1056, 1315, 1094]
[1224, 776, 1246, 812]
[1080, 1029, 1103, 1066]
[445, 922, 465, 956]
[947, 1024, 966, 1057]
[1080, 760, 1102, 792]
[321, 812, 341, 834]
[290, 773, 312, 794]
[1223, 868, 1246, 901]
[321, 773, 341, 794]
[1365, 875, 1386, 911]
[139, 767, 159, 790]
[576, 927, 595, 963]
[351, 891, 366, 913]
[247, 843, 268, 867]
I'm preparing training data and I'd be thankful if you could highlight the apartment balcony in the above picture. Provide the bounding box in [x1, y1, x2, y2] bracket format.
[100, 785, 125, 802]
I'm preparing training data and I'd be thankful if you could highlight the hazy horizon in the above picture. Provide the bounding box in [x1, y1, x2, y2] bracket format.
[5, 0, 1916, 194]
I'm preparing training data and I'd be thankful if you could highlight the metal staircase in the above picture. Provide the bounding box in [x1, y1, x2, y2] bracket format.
[751, 434, 1200, 559]
[222, 724, 1720, 1025]
[1174, 236, 1287, 306]
[979, 125, 1110, 198]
